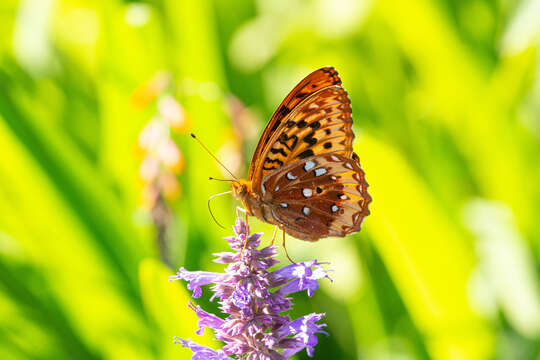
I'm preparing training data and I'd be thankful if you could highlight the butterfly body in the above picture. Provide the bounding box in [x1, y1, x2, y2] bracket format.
[232, 67, 371, 241]
[231, 179, 280, 229]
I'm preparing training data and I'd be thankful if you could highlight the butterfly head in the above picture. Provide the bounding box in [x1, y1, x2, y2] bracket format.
[230, 179, 252, 201]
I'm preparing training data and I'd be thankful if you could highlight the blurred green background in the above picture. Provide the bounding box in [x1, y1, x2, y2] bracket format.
[1, 0, 540, 359]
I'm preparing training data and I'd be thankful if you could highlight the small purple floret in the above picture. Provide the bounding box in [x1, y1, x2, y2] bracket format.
[231, 284, 250, 310]
[169, 268, 222, 298]
[174, 338, 230, 360]
[170, 217, 331, 359]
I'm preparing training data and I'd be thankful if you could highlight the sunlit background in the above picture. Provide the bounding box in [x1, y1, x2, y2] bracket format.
[1, 0, 540, 359]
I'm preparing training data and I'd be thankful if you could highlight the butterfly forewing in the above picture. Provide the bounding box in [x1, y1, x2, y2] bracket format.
[251, 85, 354, 190]
[261, 154, 370, 240]
[248, 67, 343, 180]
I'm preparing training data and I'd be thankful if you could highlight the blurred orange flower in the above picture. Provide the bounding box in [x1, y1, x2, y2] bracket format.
[130, 71, 172, 109]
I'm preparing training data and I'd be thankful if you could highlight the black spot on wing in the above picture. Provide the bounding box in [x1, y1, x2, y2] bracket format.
[278, 105, 291, 117]
[270, 119, 282, 132]
[297, 149, 314, 159]
[270, 147, 287, 156]
[278, 133, 298, 151]
[302, 131, 317, 146]
[263, 158, 284, 169]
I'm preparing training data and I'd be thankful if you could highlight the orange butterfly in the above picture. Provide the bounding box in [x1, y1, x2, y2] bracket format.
[229, 67, 371, 241]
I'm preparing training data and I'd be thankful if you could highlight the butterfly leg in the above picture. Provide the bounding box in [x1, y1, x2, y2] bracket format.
[244, 211, 250, 242]
[282, 230, 296, 264]
[235, 206, 247, 218]
[271, 226, 278, 246]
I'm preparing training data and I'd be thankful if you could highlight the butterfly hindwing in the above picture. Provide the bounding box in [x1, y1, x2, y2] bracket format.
[248, 67, 343, 181]
[260, 153, 370, 240]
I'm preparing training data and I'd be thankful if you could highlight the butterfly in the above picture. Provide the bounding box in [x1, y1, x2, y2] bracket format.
[229, 67, 371, 242]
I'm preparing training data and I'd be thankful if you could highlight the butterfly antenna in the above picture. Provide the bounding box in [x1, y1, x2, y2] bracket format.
[208, 191, 232, 229]
[190, 133, 238, 180]
[209, 176, 238, 183]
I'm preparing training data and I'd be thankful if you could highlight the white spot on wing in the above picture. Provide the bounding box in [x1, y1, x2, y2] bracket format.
[340, 194, 349, 200]
[331, 205, 339, 213]
[302, 188, 312, 197]
[280, 203, 288, 208]
[331, 155, 339, 161]
[331, 175, 337, 180]
[302, 207, 310, 215]
[261, 184, 266, 195]
[304, 160, 316, 171]
[286, 172, 297, 180]
[344, 162, 354, 170]
[274, 185, 280, 192]
[314, 168, 327, 177]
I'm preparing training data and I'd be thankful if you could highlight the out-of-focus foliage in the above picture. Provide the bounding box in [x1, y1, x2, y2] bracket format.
[1, 0, 540, 359]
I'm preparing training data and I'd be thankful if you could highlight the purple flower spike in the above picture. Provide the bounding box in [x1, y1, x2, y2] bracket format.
[171, 217, 331, 359]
